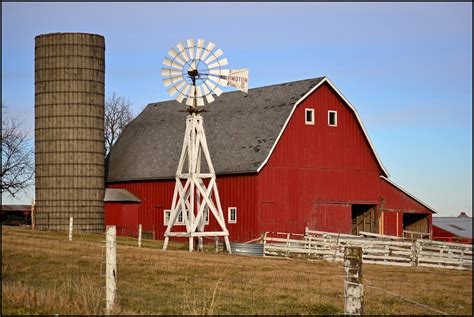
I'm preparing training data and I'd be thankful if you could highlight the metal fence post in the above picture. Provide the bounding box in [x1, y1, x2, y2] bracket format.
[68, 217, 73, 241]
[106, 225, 117, 313]
[344, 246, 364, 315]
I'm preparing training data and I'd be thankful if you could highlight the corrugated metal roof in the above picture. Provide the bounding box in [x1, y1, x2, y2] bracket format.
[433, 217, 472, 238]
[104, 188, 141, 202]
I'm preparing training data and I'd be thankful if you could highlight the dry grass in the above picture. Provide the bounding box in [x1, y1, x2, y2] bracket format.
[2, 226, 472, 315]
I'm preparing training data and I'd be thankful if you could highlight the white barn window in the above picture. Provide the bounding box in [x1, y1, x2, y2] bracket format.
[305, 108, 315, 125]
[328, 110, 337, 126]
[164, 209, 171, 226]
[164, 210, 185, 226]
[177, 211, 184, 224]
[228, 207, 237, 224]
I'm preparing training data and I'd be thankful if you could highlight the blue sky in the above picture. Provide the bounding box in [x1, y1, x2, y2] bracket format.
[2, 2, 472, 216]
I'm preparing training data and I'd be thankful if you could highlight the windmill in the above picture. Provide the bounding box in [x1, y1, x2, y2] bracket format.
[161, 39, 249, 252]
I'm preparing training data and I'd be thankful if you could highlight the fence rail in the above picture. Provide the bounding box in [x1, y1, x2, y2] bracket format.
[262, 229, 472, 271]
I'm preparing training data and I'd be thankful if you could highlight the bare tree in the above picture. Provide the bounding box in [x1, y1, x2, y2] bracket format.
[1, 104, 34, 197]
[105, 92, 134, 155]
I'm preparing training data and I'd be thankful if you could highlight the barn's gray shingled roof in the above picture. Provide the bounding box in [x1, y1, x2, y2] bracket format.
[106, 77, 325, 182]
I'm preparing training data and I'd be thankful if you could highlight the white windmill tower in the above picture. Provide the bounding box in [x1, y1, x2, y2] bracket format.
[161, 39, 249, 252]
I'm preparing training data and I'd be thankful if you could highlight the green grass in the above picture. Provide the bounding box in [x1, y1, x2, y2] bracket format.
[2, 226, 472, 315]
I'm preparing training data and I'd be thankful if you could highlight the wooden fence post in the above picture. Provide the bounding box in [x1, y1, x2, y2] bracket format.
[106, 225, 117, 313]
[68, 217, 73, 241]
[138, 224, 142, 248]
[344, 246, 364, 315]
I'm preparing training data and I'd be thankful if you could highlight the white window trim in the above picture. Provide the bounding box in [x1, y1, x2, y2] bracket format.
[163, 209, 171, 226]
[305, 108, 315, 125]
[228, 207, 237, 224]
[328, 110, 337, 127]
[164, 209, 185, 226]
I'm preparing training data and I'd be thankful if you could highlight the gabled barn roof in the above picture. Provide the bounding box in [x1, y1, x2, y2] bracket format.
[106, 77, 388, 182]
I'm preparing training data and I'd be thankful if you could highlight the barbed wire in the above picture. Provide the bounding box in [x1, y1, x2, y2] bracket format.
[364, 277, 449, 315]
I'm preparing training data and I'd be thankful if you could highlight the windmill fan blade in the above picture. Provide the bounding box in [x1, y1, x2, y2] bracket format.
[186, 96, 195, 106]
[195, 39, 205, 60]
[203, 79, 218, 93]
[208, 58, 228, 70]
[196, 97, 205, 106]
[201, 82, 216, 103]
[166, 80, 186, 95]
[208, 68, 231, 77]
[213, 86, 223, 96]
[197, 39, 206, 48]
[207, 75, 227, 87]
[168, 48, 185, 65]
[176, 41, 190, 62]
[208, 69, 222, 76]
[204, 48, 225, 65]
[200, 41, 215, 61]
[187, 39, 195, 60]
[161, 68, 182, 77]
[201, 82, 211, 95]
[162, 75, 183, 87]
[176, 93, 185, 103]
[204, 54, 217, 65]
[196, 85, 203, 98]
[163, 57, 182, 69]
[205, 94, 215, 104]
[181, 83, 192, 97]
[213, 48, 224, 59]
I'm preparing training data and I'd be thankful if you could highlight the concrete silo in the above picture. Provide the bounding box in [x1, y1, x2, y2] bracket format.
[34, 32, 105, 232]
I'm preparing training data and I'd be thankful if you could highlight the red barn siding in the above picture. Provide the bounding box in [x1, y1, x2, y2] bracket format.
[432, 225, 456, 242]
[105, 203, 139, 236]
[107, 174, 259, 242]
[256, 83, 385, 234]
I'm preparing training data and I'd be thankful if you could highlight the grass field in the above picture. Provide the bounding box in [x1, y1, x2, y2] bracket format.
[2, 226, 472, 315]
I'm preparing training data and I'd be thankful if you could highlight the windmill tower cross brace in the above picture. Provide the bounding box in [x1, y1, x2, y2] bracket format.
[162, 39, 248, 252]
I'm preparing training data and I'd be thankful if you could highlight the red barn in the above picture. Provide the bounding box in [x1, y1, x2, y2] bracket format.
[105, 77, 436, 242]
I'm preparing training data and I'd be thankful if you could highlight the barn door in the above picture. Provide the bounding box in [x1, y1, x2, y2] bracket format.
[311, 203, 352, 233]
[352, 204, 377, 235]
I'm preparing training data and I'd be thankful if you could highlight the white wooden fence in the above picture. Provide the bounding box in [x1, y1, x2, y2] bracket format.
[262, 229, 472, 271]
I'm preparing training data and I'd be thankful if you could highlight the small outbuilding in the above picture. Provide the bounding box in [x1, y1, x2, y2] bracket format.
[432, 212, 472, 244]
[1, 205, 32, 226]
[104, 188, 141, 237]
